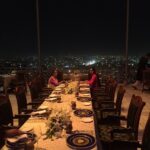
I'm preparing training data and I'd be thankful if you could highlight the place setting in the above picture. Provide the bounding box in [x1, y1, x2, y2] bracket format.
[5, 131, 36, 149]
[30, 106, 51, 119]
[82, 102, 92, 106]
[66, 132, 96, 150]
[74, 109, 93, 118]
[79, 84, 89, 88]
[45, 94, 62, 103]
[79, 90, 90, 94]
[77, 97, 92, 102]
[78, 93, 91, 98]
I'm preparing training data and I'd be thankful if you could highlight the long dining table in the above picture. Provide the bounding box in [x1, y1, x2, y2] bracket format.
[2, 81, 99, 150]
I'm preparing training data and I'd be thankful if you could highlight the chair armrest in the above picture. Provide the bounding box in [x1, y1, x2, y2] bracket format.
[42, 88, 53, 92]
[112, 140, 140, 148]
[112, 127, 134, 134]
[101, 108, 116, 112]
[14, 114, 30, 119]
[27, 101, 42, 105]
[31, 98, 44, 103]
[100, 101, 115, 108]
[101, 101, 115, 104]
[1, 124, 20, 130]
[21, 108, 34, 113]
[38, 93, 49, 99]
[107, 115, 126, 120]
[111, 127, 135, 140]
[97, 96, 111, 100]
[95, 93, 108, 96]
[100, 114, 123, 123]
[100, 108, 116, 118]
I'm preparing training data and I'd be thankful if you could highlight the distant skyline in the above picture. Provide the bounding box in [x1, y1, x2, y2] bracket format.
[0, 0, 150, 57]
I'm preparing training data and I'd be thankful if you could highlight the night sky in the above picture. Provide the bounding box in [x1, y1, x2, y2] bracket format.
[0, 0, 150, 57]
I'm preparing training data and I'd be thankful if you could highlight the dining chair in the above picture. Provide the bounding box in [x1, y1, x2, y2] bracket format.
[142, 69, 150, 92]
[0, 94, 29, 127]
[15, 86, 41, 114]
[93, 80, 118, 109]
[28, 81, 49, 102]
[96, 85, 126, 124]
[98, 95, 145, 150]
[110, 113, 150, 150]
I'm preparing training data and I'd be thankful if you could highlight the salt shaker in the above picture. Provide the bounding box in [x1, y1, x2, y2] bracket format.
[71, 101, 76, 110]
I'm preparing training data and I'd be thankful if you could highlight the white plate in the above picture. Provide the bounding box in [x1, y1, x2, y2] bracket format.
[45, 97, 57, 101]
[32, 110, 47, 115]
[50, 94, 57, 97]
[39, 106, 49, 109]
[55, 88, 62, 91]
[80, 88, 89, 91]
[81, 118, 93, 123]
[80, 84, 89, 86]
[83, 102, 91, 106]
[58, 84, 65, 88]
[79, 94, 91, 97]
[82, 93, 90, 96]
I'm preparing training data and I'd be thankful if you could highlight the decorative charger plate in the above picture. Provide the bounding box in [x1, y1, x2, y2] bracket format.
[74, 109, 93, 117]
[66, 133, 96, 150]
[77, 97, 92, 102]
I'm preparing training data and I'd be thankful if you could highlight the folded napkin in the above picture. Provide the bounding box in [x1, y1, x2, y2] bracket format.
[83, 102, 91, 106]
[45, 97, 57, 101]
[80, 83, 89, 86]
[31, 109, 47, 115]
[80, 88, 90, 91]
[58, 84, 65, 88]
[55, 87, 62, 91]
[79, 93, 91, 97]
[49, 94, 60, 97]
[38, 106, 49, 110]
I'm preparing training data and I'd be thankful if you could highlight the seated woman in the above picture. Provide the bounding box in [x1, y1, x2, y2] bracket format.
[48, 70, 59, 88]
[48, 70, 64, 89]
[87, 67, 100, 93]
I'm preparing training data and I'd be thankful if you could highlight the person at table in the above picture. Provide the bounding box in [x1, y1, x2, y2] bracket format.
[0, 126, 23, 148]
[48, 70, 64, 89]
[55, 68, 63, 82]
[87, 67, 100, 90]
[132, 53, 150, 89]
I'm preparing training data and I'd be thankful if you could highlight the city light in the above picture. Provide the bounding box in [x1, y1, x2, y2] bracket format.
[83, 60, 96, 66]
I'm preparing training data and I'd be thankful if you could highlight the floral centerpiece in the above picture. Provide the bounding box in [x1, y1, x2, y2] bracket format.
[64, 82, 78, 94]
[45, 110, 71, 139]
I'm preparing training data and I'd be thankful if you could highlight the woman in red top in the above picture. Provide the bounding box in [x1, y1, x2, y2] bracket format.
[48, 70, 59, 87]
[87, 67, 100, 89]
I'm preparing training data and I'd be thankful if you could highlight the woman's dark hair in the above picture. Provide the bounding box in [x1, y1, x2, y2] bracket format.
[91, 67, 101, 87]
[91, 67, 96, 74]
